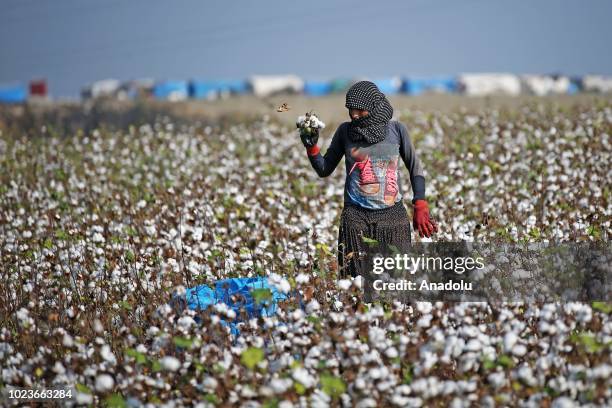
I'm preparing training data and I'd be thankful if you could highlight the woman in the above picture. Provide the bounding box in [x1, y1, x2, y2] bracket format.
[300, 81, 438, 277]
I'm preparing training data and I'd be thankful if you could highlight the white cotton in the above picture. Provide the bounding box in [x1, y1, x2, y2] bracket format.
[160, 356, 181, 371]
[337, 279, 352, 291]
[95, 374, 114, 392]
[292, 368, 316, 388]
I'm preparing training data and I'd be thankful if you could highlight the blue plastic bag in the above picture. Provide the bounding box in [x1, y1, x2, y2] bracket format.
[178, 277, 290, 336]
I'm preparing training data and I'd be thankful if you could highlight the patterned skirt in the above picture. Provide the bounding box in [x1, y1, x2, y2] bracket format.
[337, 202, 412, 278]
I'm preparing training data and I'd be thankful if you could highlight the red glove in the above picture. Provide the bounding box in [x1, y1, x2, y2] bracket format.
[413, 200, 438, 238]
[306, 145, 320, 156]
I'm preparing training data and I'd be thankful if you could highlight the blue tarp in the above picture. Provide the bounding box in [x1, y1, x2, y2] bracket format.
[402, 77, 458, 95]
[329, 78, 354, 93]
[189, 80, 250, 99]
[0, 84, 27, 103]
[304, 81, 332, 96]
[178, 277, 290, 335]
[372, 78, 402, 95]
[153, 80, 189, 100]
[568, 77, 582, 95]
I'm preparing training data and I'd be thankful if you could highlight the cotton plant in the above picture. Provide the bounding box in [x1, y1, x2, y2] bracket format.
[0, 101, 610, 406]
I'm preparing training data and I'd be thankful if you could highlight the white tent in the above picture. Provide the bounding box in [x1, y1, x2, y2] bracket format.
[249, 75, 304, 97]
[582, 75, 612, 93]
[82, 79, 121, 100]
[521, 75, 570, 96]
[458, 73, 521, 96]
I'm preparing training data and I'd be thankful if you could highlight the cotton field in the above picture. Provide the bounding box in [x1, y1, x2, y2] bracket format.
[0, 101, 611, 407]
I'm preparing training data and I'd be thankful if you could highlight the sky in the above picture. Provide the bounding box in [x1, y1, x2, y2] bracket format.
[1, 0, 611, 98]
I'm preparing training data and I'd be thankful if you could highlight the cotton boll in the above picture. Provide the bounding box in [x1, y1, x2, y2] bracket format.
[76, 392, 94, 405]
[551, 397, 578, 408]
[385, 347, 399, 359]
[417, 314, 432, 328]
[295, 273, 310, 284]
[292, 368, 316, 388]
[177, 316, 196, 330]
[416, 302, 433, 314]
[511, 344, 527, 357]
[306, 299, 320, 314]
[487, 372, 506, 389]
[100, 345, 117, 365]
[160, 356, 181, 371]
[338, 279, 352, 291]
[503, 332, 518, 353]
[95, 374, 115, 392]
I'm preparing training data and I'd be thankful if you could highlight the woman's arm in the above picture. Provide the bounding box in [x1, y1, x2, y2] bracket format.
[306, 123, 346, 178]
[397, 121, 438, 237]
[397, 121, 426, 203]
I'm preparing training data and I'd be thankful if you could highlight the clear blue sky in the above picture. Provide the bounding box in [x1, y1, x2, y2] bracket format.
[1, 0, 611, 98]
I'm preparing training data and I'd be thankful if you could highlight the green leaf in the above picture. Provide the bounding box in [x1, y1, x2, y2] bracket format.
[204, 394, 219, 404]
[388, 244, 400, 255]
[315, 243, 332, 256]
[241, 347, 264, 370]
[125, 226, 138, 237]
[251, 288, 272, 305]
[125, 348, 147, 365]
[294, 382, 306, 395]
[151, 360, 162, 373]
[570, 331, 607, 353]
[125, 250, 135, 263]
[262, 398, 279, 408]
[586, 225, 600, 239]
[43, 238, 53, 249]
[402, 364, 413, 384]
[320, 374, 346, 398]
[497, 354, 514, 368]
[118, 300, 132, 311]
[55, 229, 69, 240]
[75, 383, 92, 394]
[173, 336, 194, 348]
[361, 236, 378, 246]
[528, 227, 541, 239]
[482, 357, 496, 371]
[105, 393, 127, 408]
[592, 302, 612, 314]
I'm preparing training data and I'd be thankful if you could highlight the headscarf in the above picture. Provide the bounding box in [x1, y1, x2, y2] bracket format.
[345, 81, 394, 144]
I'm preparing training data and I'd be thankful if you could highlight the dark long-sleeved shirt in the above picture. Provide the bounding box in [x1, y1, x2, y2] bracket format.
[308, 120, 426, 209]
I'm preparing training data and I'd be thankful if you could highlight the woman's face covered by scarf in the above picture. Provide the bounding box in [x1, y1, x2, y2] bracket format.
[345, 81, 394, 144]
[349, 108, 369, 120]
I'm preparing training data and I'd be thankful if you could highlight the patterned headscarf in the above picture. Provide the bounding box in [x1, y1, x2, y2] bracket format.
[345, 81, 394, 144]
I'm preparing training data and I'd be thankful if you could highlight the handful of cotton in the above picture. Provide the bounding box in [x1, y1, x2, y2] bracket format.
[296, 112, 326, 135]
[296, 112, 325, 148]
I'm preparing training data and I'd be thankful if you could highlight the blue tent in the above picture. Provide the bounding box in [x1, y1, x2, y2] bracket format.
[176, 277, 291, 335]
[304, 81, 332, 96]
[224, 80, 250, 94]
[329, 78, 354, 93]
[372, 78, 402, 95]
[402, 77, 458, 95]
[0, 84, 27, 103]
[153, 80, 189, 100]
[189, 80, 250, 99]
[568, 77, 582, 95]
